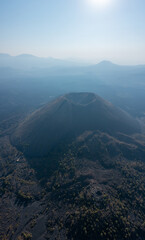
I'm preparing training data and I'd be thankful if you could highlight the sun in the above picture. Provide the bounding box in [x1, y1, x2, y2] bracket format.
[88, 0, 112, 8]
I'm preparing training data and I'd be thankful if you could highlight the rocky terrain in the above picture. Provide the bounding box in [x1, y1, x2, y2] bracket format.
[1, 93, 145, 240]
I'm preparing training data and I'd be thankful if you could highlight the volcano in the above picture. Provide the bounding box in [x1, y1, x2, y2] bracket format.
[11, 92, 140, 157]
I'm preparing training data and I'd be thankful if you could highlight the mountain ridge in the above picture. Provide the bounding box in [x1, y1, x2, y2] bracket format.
[1, 53, 145, 67]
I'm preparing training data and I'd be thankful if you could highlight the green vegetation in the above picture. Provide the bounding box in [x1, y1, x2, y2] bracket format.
[45, 138, 145, 239]
[17, 232, 32, 240]
[17, 191, 33, 202]
[1, 128, 145, 239]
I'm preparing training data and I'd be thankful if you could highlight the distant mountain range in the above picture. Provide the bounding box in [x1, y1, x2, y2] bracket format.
[0, 53, 89, 70]
[0, 53, 145, 70]
[1, 53, 145, 126]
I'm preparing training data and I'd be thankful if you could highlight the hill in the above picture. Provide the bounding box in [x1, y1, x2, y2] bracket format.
[11, 92, 140, 158]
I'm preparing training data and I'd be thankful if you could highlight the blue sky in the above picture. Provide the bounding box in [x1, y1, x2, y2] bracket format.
[0, 0, 145, 64]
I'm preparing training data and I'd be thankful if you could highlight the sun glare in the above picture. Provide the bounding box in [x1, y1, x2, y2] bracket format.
[88, 0, 112, 8]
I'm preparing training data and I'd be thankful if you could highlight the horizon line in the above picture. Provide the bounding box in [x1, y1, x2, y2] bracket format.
[0, 52, 145, 67]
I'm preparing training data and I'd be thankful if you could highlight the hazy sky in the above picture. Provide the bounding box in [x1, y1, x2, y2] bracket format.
[0, 0, 145, 64]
